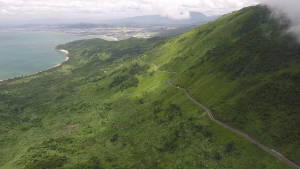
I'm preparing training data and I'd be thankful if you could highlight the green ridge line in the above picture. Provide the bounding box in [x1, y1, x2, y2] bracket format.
[140, 57, 299, 169]
[168, 79, 299, 169]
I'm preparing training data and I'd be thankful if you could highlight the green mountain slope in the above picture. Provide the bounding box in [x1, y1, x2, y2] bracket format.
[143, 5, 300, 164]
[0, 5, 299, 169]
[156, 25, 198, 37]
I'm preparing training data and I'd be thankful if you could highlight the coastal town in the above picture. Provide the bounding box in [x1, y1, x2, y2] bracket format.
[0, 23, 177, 82]
[0, 25, 170, 40]
[0, 24, 176, 82]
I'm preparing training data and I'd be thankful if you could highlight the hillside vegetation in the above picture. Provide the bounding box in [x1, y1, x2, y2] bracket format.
[143, 5, 300, 165]
[0, 5, 299, 169]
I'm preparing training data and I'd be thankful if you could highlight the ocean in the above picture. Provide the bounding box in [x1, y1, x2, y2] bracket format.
[0, 33, 111, 80]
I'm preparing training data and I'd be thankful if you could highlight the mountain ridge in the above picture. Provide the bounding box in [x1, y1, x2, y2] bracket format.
[0, 5, 299, 169]
[103, 12, 219, 25]
[143, 5, 300, 165]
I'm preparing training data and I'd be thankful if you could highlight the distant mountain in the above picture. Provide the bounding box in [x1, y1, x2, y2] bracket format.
[154, 19, 221, 38]
[2, 5, 300, 169]
[12, 22, 114, 29]
[110, 21, 141, 28]
[156, 25, 197, 37]
[8, 12, 220, 29]
[104, 12, 218, 25]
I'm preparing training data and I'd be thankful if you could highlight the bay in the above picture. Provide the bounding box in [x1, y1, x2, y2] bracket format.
[0, 33, 109, 80]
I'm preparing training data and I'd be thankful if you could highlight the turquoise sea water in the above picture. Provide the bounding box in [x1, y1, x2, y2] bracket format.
[0, 33, 98, 80]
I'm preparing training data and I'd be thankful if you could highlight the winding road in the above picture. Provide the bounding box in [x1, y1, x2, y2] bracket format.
[140, 58, 300, 169]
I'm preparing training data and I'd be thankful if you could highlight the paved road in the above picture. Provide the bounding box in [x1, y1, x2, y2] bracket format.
[168, 80, 299, 169]
[138, 57, 299, 169]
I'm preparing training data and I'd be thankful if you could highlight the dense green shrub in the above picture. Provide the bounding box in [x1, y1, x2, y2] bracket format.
[25, 155, 67, 169]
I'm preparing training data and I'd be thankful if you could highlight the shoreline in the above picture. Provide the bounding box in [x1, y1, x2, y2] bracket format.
[59, 49, 70, 61]
[0, 49, 69, 83]
[86, 35, 119, 41]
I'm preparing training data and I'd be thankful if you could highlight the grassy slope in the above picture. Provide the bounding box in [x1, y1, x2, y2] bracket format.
[143, 5, 300, 165]
[0, 5, 297, 169]
[156, 25, 197, 37]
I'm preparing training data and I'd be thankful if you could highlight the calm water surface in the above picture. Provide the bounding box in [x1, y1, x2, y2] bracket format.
[0, 33, 100, 80]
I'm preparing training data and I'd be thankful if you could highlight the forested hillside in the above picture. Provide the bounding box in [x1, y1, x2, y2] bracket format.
[0, 5, 299, 169]
[143, 5, 300, 165]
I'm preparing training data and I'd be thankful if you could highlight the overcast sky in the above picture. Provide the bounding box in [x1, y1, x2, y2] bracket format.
[0, 0, 260, 25]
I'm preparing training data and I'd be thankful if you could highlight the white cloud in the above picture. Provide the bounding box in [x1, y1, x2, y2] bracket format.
[148, 0, 258, 19]
[0, 0, 259, 21]
[259, 0, 300, 41]
[1, 9, 14, 14]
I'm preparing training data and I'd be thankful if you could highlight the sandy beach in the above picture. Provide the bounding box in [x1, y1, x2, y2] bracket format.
[0, 49, 69, 83]
[59, 49, 69, 55]
[59, 49, 69, 61]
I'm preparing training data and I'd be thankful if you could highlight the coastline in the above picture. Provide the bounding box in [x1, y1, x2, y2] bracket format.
[86, 35, 119, 41]
[0, 49, 69, 83]
[59, 49, 70, 61]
